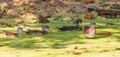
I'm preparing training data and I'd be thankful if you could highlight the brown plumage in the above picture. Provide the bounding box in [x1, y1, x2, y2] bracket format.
[3, 31, 18, 38]
[3, 27, 23, 38]
[38, 15, 49, 23]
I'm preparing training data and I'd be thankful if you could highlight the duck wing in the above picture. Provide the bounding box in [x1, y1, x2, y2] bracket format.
[3, 31, 18, 38]
[26, 30, 43, 35]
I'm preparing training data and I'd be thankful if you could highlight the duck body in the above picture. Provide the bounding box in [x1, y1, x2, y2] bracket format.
[57, 26, 82, 31]
[85, 22, 96, 38]
[26, 30, 48, 35]
[57, 26, 76, 31]
[3, 27, 23, 38]
[85, 27, 96, 38]
[58, 19, 83, 31]
[26, 26, 49, 35]
[3, 31, 18, 38]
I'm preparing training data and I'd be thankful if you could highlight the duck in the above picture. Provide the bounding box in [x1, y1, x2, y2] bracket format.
[57, 19, 83, 31]
[26, 26, 49, 35]
[85, 22, 97, 38]
[57, 25, 83, 31]
[3, 27, 23, 38]
[57, 26, 76, 31]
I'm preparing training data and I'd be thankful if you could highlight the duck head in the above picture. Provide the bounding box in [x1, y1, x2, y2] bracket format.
[42, 26, 49, 32]
[89, 22, 97, 28]
[42, 26, 50, 35]
[17, 27, 23, 37]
